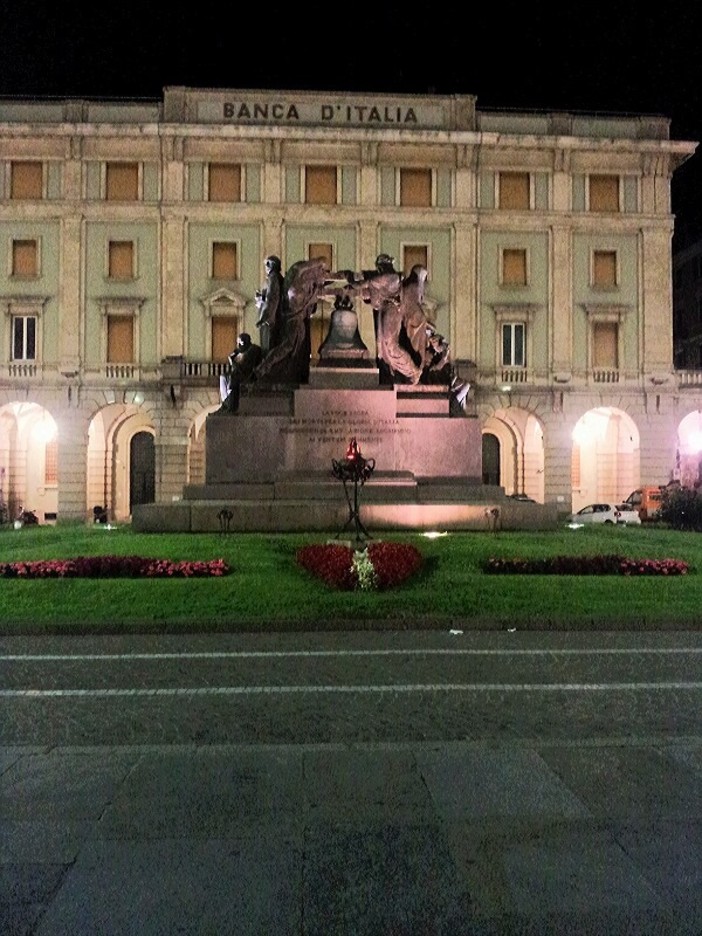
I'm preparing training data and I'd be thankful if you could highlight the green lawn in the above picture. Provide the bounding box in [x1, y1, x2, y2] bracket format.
[0, 521, 699, 635]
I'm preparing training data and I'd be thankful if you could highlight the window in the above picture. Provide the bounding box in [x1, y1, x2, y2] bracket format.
[105, 162, 139, 201]
[108, 241, 134, 279]
[592, 322, 618, 368]
[502, 322, 526, 366]
[44, 438, 58, 485]
[308, 242, 333, 267]
[571, 443, 581, 488]
[10, 161, 43, 199]
[12, 315, 37, 360]
[211, 316, 238, 362]
[212, 242, 238, 280]
[403, 244, 428, 275]
[498, 172, 530, 209]
[589, 175, 620, 212]
[208, 163, 241, 202]
[400, 168, 432, 207]
[502, 248, 527, 286]
[305, 166, 337, 204]
[11, 239, 38, 277]
[593, 250, 617, 288]
[106, 315, 134, 363]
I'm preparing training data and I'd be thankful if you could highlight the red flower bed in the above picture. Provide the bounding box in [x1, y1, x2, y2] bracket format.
[296, 541, 423, 590]
[483, 555, 689, 576]
[0, 556, 230, 578]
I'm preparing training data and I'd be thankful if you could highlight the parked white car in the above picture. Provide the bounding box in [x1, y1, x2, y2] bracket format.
[568, 502, 642, 526]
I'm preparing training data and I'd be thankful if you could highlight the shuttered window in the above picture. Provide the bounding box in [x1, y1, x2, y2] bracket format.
[499, 172, 530, 209]
[10, 161, 43, 199]
[211, 317, 238, 362]
[305, 166, 337, 204]
[107, 315, 134, 362]
[108, 241, 134, 279]
[502, 248, 527, 286]
[208, 163, 241, 202]
[106, 163, 139, 200]
[12, 240, 38, 277]
[593, 250, 617, 287]
[593, 322, 618, 367]
[400, 168, 432, 207]
[589, 175, 619, 212]
[308, 242, 333, 267]
[403, 244, 428, 274]
[212, 242, 238, 279]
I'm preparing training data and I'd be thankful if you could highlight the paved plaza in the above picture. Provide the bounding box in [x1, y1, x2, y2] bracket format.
[2, 630, 701, 934]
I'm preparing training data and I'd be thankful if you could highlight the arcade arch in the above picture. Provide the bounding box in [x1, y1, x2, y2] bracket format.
[571, 407, 640, 512]
[87, 404, 155, 521]
[0, 401, 58, 523]
[675, 409, 702, 487]
[481, 408, 545, 501]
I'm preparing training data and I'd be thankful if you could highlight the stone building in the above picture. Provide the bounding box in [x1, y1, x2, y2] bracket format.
[0, 86, 698, 523]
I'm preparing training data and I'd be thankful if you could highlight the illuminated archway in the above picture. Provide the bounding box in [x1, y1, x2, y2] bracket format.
[675, 410, 702, 486]
[0, 402, 58, 523]
[482, 408, 545, 501]
[571, 407, 640, 512]
[87, 404, 154, 521]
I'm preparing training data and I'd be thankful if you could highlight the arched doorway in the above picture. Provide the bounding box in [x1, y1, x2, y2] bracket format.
[129, 432, 155, 511]
[482, 433, 500, 485]
[482, 408, 545, 500]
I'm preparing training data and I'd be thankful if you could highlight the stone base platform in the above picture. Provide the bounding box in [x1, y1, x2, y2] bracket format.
[132, 474, 558, 533]
[131, 378, 559, 533]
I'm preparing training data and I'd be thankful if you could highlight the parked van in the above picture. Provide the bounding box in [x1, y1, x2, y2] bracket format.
[624, 486, 664, 521]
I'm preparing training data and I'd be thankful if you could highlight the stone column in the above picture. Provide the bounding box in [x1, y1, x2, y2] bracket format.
[541, 414, 574, 514]
[58, 216, 83, 375]
[154, 411, 191, 505]
[161, 215, 186, 358]
[56, 408, 90, 522]
[550, 223, 573, 376]
[452, 222, 477, 363]
[641, 226, 675, 377]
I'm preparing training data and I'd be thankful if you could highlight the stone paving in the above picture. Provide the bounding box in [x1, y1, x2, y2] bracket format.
[2, 739, 701, 935]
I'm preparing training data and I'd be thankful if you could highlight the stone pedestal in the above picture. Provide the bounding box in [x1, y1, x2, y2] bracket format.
[204, 383, 482, 484]
[131, 374, 559, 532]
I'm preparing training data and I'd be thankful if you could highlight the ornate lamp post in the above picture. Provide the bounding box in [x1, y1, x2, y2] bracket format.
[331, 437, 376, 545]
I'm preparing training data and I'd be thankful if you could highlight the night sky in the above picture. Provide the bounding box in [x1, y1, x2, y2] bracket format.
[3, 1, 702, 242]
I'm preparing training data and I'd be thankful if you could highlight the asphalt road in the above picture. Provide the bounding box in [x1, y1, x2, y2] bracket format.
[2, 628, 702, 934]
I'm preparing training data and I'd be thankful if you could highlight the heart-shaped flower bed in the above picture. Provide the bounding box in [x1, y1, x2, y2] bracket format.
[296, 541, 423, 590]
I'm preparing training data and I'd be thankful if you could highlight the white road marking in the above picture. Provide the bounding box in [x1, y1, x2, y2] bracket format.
[1, 648, 702, 662]
[2, 682, 702, 698]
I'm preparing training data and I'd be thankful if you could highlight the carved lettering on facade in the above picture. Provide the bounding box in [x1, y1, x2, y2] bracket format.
[223, 102, 301, 121]
[223, 101, 418, 126]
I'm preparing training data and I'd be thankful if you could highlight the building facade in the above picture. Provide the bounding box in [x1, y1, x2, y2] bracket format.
[0, 86, 699, 523]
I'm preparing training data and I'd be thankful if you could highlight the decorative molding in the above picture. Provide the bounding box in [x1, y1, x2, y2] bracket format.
[492, 303, 539, 323]
[582, 303, 630, 323]
[200, 286, 248, 317]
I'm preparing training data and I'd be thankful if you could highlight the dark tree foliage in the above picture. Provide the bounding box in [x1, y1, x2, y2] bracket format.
[658, 486, 702, 531]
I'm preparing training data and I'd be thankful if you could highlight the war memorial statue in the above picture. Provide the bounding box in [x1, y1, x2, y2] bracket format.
[219, 253, 469, 409]
[129, 251, 554, 536]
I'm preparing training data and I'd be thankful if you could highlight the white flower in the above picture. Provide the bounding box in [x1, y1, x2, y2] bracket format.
[352, 548, 378, 591]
